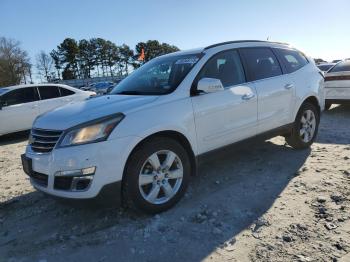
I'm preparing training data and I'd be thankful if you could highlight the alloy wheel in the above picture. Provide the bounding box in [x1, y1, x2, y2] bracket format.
[299, 109, 316, 143]
[138, 150, 183, 205]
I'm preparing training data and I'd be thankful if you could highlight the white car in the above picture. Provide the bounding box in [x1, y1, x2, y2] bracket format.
[22, 41, 324, 213]
[324, 60, 350, 109]
[0, 84, 95, 135]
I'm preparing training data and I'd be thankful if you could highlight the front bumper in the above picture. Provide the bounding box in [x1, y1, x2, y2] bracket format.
[24, 136, 138, 199]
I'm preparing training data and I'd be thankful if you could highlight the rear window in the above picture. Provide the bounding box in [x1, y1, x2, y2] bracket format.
[38, 86, 61, 100]
[276, 48, 309, 73]
[317, 64, 334, 72]
[329, 61, 350, 73]
[240, 48, 282, 81]
[59, 87, 75, 96]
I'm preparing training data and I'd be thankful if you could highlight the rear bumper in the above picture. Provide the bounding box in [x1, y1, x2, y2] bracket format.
[325, 86, 350, 100]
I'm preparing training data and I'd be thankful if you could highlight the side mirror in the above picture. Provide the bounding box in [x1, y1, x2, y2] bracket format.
[197, 78, 224, 94]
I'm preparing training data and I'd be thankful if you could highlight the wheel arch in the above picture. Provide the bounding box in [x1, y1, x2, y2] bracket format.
[294, 95, 321, 121]
[303, 96, 321, 114]
[122, 130, 197, 184]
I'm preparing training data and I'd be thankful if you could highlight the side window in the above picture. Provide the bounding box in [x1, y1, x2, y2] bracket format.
[38, 86, 60, 100]
[2, 87, 39, 106]
[240, 48, 282, 81]
[59, 87, 75, 97]
[197, 50, 245, 88]
[276, 48, 309, 73]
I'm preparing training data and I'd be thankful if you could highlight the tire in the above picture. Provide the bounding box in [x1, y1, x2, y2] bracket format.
[122, 137, 190, 214]
[325, 102, 332, 110]
[285, 102, 320, 149]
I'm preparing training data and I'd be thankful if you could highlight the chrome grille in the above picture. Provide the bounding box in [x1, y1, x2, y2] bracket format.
[30, 128, 63, 153]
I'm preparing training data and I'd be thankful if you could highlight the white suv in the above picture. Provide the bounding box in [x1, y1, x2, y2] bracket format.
[22, 41, 324, 213]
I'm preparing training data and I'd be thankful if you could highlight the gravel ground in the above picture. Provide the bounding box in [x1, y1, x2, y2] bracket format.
[0, 104, 350, 262]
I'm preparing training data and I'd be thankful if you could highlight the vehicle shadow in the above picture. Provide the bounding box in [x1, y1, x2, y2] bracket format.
[0, 130, 30, 146]
[0, 137, 310, 261]
[316, 104, 350, 145]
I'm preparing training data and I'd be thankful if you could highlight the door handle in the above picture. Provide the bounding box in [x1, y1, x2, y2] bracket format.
[31, 104, 38, 108]
[284, 84, 294, 90]
[241, 93, 255, 101]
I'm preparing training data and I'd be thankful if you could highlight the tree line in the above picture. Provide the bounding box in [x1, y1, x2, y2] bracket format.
[40, 38, 179, 81]
[0, 36, 180, 86]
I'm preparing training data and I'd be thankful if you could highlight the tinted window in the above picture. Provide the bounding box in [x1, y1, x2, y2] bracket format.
[59, 87, 75, 96]
[38, 86, 60, 100]
[2, 87, 39, 106]
[276, 48, 308, 73]
[330, 61, 350, 73]
[197, 50, 245, 88]
[240, 48, 282, 81]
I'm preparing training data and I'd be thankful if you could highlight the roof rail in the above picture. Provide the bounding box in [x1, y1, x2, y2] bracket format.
[204, 40, 289, 50]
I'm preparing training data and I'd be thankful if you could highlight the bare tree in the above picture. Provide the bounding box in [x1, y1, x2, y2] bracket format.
[36, 50, 53, 82]
[0, 37, 31, 86]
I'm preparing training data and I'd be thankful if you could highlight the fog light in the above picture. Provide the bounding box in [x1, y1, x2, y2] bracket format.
[55, 166, 96, 177]
[72, 175, 93, 191]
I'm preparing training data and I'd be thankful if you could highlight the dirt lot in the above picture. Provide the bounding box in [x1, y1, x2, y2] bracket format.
[1, 105, 350, 262]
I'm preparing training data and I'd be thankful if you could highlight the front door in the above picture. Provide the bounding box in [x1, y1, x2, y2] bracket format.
[191, 49, 258, 154]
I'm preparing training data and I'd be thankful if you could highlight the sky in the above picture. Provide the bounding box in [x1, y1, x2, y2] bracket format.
[1, 0, 349, 78]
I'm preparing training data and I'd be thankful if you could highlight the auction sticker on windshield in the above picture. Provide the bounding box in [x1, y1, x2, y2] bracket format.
[175, 57, 199, 65]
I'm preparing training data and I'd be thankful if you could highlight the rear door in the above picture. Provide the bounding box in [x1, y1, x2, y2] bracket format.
[240, 47, 294, 133]
[0, 87, 40, 134]
[37, 85, 63, 114]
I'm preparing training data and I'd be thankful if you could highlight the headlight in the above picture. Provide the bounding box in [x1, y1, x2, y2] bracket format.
[58, 113, 124, 147]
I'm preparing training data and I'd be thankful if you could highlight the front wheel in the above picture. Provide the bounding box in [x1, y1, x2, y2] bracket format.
[122, 137, 190, 214]
[285, 102, 320, 149]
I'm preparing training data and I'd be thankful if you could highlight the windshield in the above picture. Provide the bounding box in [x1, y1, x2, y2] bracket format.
[329, 61, 350, 73]
[110, 53, 201, 95]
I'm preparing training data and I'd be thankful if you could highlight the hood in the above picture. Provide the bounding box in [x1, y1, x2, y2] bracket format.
[34, 95, 158, 130]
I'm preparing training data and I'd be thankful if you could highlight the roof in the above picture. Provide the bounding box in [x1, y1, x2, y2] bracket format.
[317, 63, 336, 66]
[150, 40, 293, 60]
[204, 40, 289, 50]
[0, 83, 80, 95]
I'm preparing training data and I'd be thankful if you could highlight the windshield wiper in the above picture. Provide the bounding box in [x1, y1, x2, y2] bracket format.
[114, 90, 143, 95]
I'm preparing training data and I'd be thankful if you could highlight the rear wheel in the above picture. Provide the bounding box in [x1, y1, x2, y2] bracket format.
[123, 137, 190, 214]
[285, 102, 319, 149]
